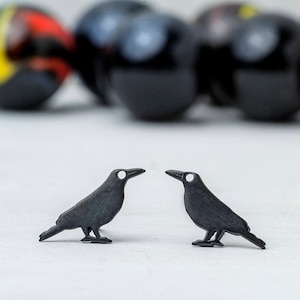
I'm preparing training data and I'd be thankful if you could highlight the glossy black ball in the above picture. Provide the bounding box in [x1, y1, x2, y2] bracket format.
[215, 14, 300, 120]
[192, 2, 260, 102]
[74, 0, 151, 102]
[108, 13, 198, 120]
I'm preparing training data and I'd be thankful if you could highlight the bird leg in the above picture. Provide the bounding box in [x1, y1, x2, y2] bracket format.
[90, 228, 112, 244]
[192, 230, 216, 247]
[211, 230, 225, 247]
[81, 227, 96, 242]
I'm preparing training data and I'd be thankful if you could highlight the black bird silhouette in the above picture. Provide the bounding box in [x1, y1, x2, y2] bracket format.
[166, 170, 266, 249]
[39, 168, 145, 243]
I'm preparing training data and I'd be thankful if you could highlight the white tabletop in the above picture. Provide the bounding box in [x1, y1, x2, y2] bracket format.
[1, 0, 300, 298]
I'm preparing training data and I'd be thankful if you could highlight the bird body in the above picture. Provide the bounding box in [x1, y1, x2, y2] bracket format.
[184, 181, 249, 233]
[56, 180, 125, 230]
[166, 170, 266, 249]
[39, 168, 145, 243]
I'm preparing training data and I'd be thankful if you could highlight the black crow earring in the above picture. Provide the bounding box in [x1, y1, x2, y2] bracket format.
[39, 168, 145, 243]
[166, 170, 266, 249]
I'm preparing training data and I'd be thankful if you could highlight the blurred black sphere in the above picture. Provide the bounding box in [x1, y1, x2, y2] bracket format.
[108, 12, 198, 120]
[192, 2, 260, 102]
[74, 0, 151, 103]
[214, 14, 300, 121]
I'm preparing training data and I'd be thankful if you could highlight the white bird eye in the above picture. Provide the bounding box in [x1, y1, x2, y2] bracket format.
[186, 174, 194, 182]
[117, 171, 126, 180]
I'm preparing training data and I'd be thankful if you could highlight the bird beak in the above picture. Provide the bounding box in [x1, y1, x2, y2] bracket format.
[165, 170, 184, 181]
[126, 168, 146, 179]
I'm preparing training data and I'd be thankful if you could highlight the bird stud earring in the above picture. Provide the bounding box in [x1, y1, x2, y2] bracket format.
[39, 168, 266, 249]
[39, 168, 145, 243]
[165, 170, 266, 249]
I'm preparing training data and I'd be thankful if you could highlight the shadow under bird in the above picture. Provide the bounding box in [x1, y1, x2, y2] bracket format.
[39, 168, 145, 243]
[166, 170, 266, 249]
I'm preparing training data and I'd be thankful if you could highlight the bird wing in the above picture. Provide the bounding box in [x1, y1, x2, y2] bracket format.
[56, 187, 107, 226]
[56, 186, 123, 228]
[203, 188, 250, 231]
[186, 186, 249, 232]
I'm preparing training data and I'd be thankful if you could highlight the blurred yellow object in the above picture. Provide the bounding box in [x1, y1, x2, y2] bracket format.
[239, 4, 259, 20]
[0, 6, 17, 84]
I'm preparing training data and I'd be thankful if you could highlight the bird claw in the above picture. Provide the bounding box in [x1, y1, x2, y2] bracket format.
[90, 237, 112, 244]
[81, 236, 96, 242]
[211, 241, 224, 247]
[192, 240, 214, 247]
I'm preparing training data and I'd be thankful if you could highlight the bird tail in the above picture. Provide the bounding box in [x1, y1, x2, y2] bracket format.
[39, 225, 63, 242]
[241, 232, 266, 249]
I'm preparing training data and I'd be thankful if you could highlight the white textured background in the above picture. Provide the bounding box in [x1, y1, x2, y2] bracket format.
[0, 0, 300, 299]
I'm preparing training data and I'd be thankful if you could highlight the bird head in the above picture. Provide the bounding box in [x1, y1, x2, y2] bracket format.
[165, 170, 201, 186]
[110, 168, 146, 183]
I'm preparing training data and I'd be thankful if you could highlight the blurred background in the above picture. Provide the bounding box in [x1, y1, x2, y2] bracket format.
[1, 0, 299, 24]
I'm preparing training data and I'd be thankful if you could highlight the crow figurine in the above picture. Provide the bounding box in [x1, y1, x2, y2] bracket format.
[166, 170, 266, 249]
[39, 168, 145, 243]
